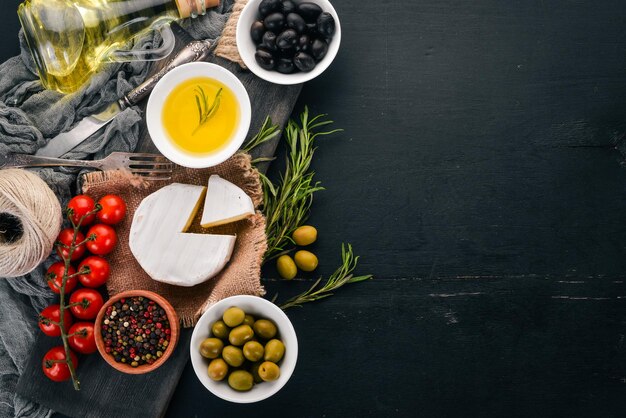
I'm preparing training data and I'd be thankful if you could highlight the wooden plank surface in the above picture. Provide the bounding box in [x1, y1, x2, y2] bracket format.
[15, 25, 301, 418]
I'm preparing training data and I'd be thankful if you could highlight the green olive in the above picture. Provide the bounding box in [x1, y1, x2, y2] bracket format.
[228, 324, 254, 346]
[250, 361, 264, 383]
[294, 250, 318, 272]
[264, 339, 285, 363]
[228, 370, 254, 391]
[276, 255, 297, 280]
[243, 340, 264, 362]
[292, 225, 317, 246]
[207, 358, 228, 381]
[223, 307, 246, 327]
[199, 338, 224, 359]
[258, 361, 281, 382]
[243, 314, 256, 327]
[211, 320, 230, 339]
[253, 319, 278, 339]
[222, 345, 245, 367]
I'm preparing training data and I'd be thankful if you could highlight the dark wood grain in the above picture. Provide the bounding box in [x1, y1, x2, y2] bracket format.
[14, 25, 301, 418]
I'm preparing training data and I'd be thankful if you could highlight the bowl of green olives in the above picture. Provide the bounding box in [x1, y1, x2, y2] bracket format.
[190, 295, 298, 403]
[236, 0, 341, 85]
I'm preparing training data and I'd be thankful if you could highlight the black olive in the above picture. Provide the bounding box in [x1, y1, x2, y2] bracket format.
[297, 34, 311, 52]
[297, 2, 323, 22]
[276, 29, 298, 50]
[258, 0, 281, 18]
[262, 31, 278, 51]
[276, 57, 296, 74]
[316, 12, 335, 37]
[263, 12, 285, 32]
[255, 48, 276, 70]
[281, 0, 296, 14]
[250, 21, 265, 44]
[286, 13, 307, 34]
[305, 22, 318, 36]
[293, 52, 316, 72]
[310, 38, 328, 61]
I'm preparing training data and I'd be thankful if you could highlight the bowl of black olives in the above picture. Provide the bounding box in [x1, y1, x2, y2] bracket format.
[236, 0, 341, 85]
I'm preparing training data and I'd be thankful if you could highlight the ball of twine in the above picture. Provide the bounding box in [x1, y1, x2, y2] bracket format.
[0, 169, 62, 278]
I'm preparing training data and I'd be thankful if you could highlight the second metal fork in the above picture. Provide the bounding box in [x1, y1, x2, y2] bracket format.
[0, 152, 174, 181]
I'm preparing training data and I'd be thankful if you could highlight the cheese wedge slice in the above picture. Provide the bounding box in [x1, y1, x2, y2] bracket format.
[129, 183, 236, 287]
[201, 175, 255, 228]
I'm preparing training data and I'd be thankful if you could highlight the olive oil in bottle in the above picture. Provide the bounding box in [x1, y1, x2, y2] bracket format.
[18, 0, 218, 94]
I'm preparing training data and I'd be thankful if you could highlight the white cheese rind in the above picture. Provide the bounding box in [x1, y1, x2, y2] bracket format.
[200, 175, 255, 228]
[132, 233, 236, 287]
[130, 183, 236, 287]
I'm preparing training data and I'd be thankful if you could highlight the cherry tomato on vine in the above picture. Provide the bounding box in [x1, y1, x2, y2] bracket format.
[85, 224, 117, 255]
[77, 256, 110, 288]
[69, 289, 104, 320]
[67, 195, 97, 226]
[96, 195, 126, 225]
[68, 322, 97, 354]
[56, 228, 86, 261]
[46, 262, 77, 294]
[39, 305, 73, 337]
[42, 346, 78, 382]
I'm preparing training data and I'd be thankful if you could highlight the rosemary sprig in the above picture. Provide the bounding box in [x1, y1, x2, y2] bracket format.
[192, 86, 222, 135]
[260, 107, 342, 260]
[278, 244, 372, 310]
[242, 116, 281, 154]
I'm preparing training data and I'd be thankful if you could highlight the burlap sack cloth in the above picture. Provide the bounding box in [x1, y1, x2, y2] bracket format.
[214, 0, 248, 67]
[81, 153, 266, 327]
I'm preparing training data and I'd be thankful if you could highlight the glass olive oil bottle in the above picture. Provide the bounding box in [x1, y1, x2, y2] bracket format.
[18, 0, 218, 94]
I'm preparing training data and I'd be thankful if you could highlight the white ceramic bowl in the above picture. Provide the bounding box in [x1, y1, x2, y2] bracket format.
[236, 0, 342, 85]
[146, 62, 251, 168]
[190, 295, 298, 403]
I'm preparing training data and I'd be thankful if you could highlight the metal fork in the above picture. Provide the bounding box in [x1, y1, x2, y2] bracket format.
[0, 152, 174, 181]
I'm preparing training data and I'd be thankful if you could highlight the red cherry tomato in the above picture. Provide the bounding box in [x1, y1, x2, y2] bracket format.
[77, 256, 110, 288]
[56, 228, 86, 261]
[46, 262, 78, 294]
[42, 346, 78, 382]
[39, 305, 73, 337]
[69, 289, 104, 320]
[85, 224, 117, 255]
[96, 195, 126, 225]
[67, 195, 97, 226]
[68, 322, 97, 354]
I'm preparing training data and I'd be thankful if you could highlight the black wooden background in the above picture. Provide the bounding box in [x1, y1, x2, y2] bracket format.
[3, 0, 626, 417]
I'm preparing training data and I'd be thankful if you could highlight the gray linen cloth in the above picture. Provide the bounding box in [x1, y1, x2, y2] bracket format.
[0, 2, 233, 417]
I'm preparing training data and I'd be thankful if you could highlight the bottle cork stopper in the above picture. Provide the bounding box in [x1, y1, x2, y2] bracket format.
[177, 0, 220, 18]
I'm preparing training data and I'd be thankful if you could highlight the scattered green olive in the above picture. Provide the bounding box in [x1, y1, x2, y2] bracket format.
[292, 225, 317, 246]
[211, 320, 230, 339]
[243, 314, 255, 326]
[253, 319, 278, 339]
[222, 345, 245, 367]
[276, 254, 297, 280]
[228, 370, 254, 391]
[264, 339, 285, 363]
[208, 358, 229, 381]
[223, 306, 245, 327]
[258, 361, 281, 382]
[294, 250, 318, 272]
[200, 338, 224, 359]
[229, 324, 254, 346]
[243, 341, 264, 362]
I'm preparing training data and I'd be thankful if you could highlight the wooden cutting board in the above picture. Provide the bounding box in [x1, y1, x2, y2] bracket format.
[16, 27, 301, 418]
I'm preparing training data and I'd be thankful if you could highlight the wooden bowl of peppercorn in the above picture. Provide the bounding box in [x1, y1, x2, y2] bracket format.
[94, 290, 179, 374]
